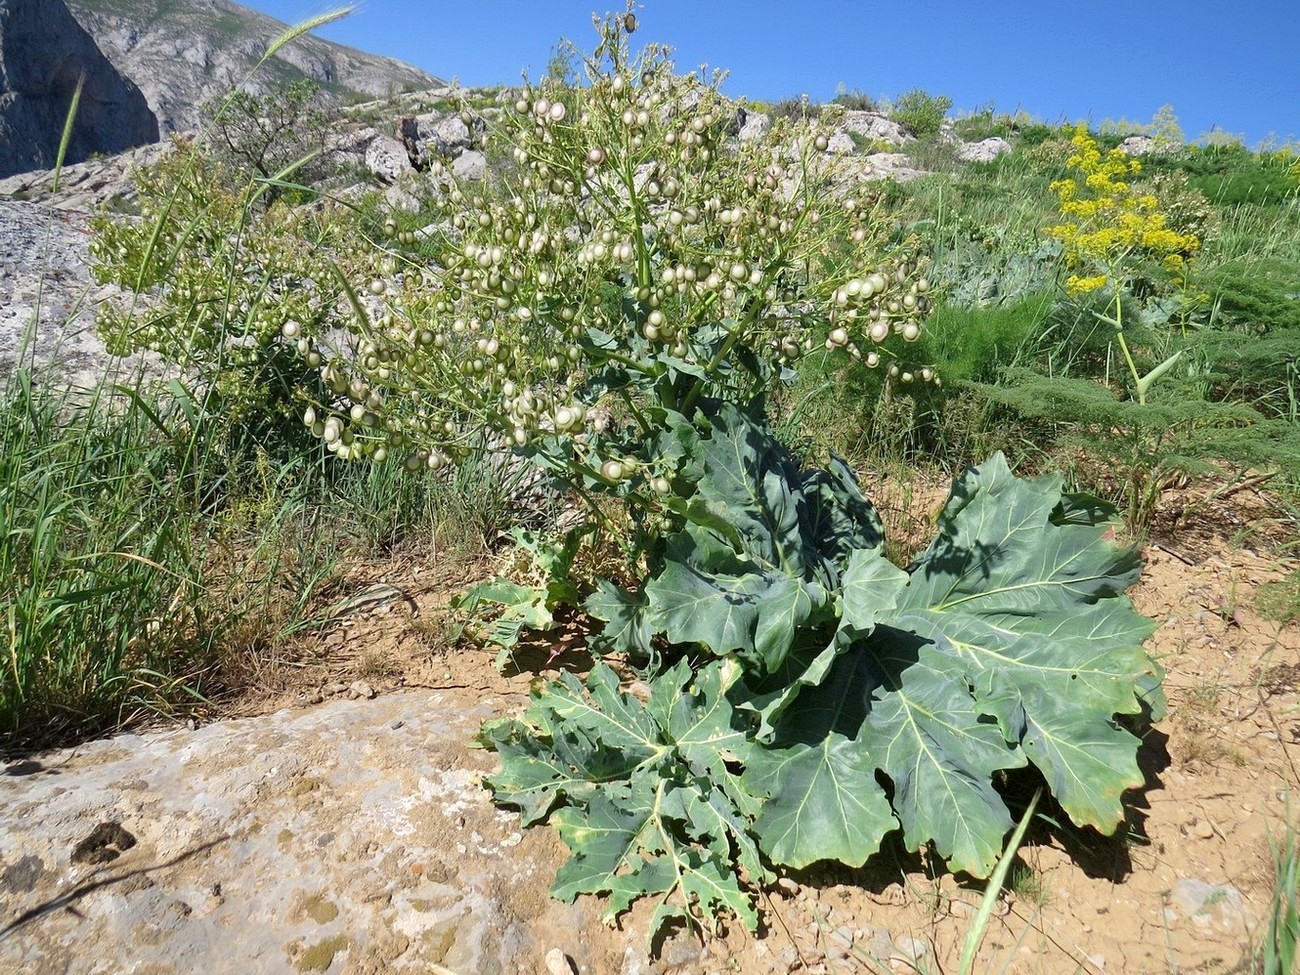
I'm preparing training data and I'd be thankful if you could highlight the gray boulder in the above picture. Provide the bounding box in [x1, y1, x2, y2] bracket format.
[383, 182, 421, 213]
[737, 110, 770, 143]
[1119, 134, 1156, 156]
[429, 113, 471, 151]
[957, 137, 1013, 163]
[840, 111, 911, 147]
[826, 131, 855, 155]
[0, 0, 159, 179]
[0, 139, 168, 210]
[364, 133, 411, 183]
[452, 149, 487, 181]
[850, 152, 926, 183]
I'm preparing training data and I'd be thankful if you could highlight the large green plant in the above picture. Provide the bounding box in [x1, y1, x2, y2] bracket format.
[90, 8, 1164, 946]
[285, 18, 933, 476]
[483, 413, 1163, 938]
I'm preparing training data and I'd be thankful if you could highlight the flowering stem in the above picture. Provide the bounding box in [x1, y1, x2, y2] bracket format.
[1108, 294, 1147, 406]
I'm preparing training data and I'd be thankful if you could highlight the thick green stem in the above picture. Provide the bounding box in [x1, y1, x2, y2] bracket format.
[1106, 291, 1147, 406]
[617, 386, 653, 436]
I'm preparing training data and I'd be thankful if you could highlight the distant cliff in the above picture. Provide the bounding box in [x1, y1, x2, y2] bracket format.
[65, 0, 441, 135]
[0, 0, 159, 179]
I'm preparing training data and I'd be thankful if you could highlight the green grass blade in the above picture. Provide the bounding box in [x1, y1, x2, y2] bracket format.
[958, 788, 1041, 975]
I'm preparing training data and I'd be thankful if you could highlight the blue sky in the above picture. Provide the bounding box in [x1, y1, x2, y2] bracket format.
[243, 1, 1298, 148]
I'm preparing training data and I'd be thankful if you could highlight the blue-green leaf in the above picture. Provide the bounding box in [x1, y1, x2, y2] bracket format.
[584, 579, 654, 656]
[800, 456, 886, 564]
[751, 452, 1160, 876]
[481, 661, 761, 943]
[645, 524, 827, 674]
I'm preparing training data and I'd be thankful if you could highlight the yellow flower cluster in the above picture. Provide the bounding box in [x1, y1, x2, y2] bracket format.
[1065, 273, 1109, 295]
[1049, 127, 1201, 288]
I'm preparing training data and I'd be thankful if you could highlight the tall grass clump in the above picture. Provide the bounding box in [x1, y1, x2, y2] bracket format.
[0, 5, 473, 745]
[1260, 817, 1300, 975]
[0, 375, 213, 740]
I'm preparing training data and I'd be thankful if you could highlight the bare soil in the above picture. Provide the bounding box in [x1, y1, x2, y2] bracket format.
[3, 473, 1298, 974]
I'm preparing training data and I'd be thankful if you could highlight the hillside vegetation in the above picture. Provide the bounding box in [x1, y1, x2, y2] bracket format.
[4, 10, 1300, 971]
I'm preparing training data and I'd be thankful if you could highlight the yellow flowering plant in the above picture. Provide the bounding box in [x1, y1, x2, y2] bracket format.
[1049, 126, 1201, 404]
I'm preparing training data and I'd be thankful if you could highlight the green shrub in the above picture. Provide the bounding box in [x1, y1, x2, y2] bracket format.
[918, 293, 1050, 383]
[767, 95, 821, 122]
[969, 366, 1300, 527]
[200, 79, 336, 198]
[1145, 143, 1298, 206]
[953, 108, 1015, 142]
[1202, 259, 1300, 334]
[891, 88, 953, 138]
[89, 141, 361, 465]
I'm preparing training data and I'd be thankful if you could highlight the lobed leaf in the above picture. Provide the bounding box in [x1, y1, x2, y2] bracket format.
[481, 660, 763, 943]
[750, 452, 1160, 876]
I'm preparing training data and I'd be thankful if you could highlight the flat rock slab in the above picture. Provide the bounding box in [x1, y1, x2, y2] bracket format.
[0, 692, 645, 974]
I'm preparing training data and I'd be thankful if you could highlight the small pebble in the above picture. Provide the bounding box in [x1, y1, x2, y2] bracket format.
[544, 947, 576, 975]
[348, 680, 376, 700]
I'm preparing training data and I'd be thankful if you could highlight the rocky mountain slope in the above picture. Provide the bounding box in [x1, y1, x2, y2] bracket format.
[0, 0, 158, 179]
[65, 0, 442, 134]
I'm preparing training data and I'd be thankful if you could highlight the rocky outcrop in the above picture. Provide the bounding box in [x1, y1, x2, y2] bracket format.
[0, 0, 159, 179]
[840, 110, 911, 147]
[0, 692, 650, 975]
[65, 0, 442, 135]
[957, 136, 1013, 163]
[0, 199, 160, 389]
[0, 140, 169, 211]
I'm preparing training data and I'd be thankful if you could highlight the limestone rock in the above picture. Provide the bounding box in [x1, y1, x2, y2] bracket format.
[365, 133, 412, 183]
[852, 152, 926, 183]
[64, 0, 441, 135]
[0, 692, 647, 974]
[1119, 134, 1156, 156]
[1164, 879, 1252, 933]
[826, 131, 856, 155]
[737, 110, 770, 143]
[429, 113, 471, 151]
[0, 140, 169, 210]
[0, 200, 160, 388]
[957, 136, 1013, 163]
[452, 149, 487, 182]
[839, 110, 911, 147]
[383, 183, 421, 213]
[0, 0, 159, 179]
